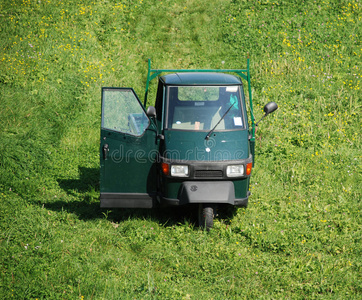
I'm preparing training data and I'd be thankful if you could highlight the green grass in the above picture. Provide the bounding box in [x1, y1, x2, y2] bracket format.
[0, 0, 361, 298]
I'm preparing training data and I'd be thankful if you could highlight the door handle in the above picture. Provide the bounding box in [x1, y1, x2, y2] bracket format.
[102, 144, 109, 160]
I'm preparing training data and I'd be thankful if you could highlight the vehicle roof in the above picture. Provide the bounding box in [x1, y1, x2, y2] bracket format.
[160, 72, 243, 85]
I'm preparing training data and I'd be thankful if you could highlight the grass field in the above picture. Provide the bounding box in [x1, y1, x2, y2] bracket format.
[0, 0, 361, 298]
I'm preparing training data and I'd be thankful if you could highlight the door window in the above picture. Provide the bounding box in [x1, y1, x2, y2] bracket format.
[101, 88, 150, 136]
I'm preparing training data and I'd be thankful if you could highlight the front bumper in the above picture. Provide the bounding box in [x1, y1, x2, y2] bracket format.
[160, 181, 250, 207]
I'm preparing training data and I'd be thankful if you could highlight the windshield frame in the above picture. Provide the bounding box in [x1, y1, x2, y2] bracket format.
[164, 84, 246, 132]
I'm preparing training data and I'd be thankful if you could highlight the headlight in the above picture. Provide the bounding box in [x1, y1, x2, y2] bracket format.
[226, 165, 244, 177]
[171, 165, 189, 177]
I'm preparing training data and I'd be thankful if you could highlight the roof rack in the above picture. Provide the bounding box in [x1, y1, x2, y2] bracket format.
[143, 58, 256, 140]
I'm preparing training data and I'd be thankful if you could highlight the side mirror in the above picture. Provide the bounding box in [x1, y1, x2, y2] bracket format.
[264, 102, 278, 115]
[255, 102, 278, 126]
[146, 106, 156, 118]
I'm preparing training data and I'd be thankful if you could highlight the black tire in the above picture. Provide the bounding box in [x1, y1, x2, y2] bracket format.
[198, 204, 215, 231]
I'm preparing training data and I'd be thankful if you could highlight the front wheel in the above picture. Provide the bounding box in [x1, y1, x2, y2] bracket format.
[198, 204, 215, 231]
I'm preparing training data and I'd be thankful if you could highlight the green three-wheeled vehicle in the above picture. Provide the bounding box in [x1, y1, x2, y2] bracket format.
[100, 59, 277, 229]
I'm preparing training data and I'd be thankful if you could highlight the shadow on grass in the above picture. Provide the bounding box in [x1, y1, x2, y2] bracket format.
[57, 166, 100, 196]
[46, 166, 237, 227]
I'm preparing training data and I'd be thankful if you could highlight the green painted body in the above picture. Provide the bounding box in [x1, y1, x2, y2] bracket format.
[100, 127, 158, 194]
[100, 60, 256, 208]
[162, 130, 250, 161]
[159, 130, 251, 201]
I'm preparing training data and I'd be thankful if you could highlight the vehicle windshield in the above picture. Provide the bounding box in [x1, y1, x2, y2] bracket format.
[166, 85, 244, 131]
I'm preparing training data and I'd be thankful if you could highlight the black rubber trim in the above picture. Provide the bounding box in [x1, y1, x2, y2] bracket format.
[100, 193, 154, 208]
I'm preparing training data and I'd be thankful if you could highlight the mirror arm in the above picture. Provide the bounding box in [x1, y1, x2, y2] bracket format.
[255, 114, 267, 127]
[148, 115, 164, 141]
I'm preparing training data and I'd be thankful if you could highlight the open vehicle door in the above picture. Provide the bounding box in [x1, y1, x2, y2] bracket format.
[100, 88, 158, 208]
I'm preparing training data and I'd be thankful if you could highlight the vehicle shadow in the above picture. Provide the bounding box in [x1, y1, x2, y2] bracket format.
[57, 166, 100, 198]
[48, 166, 237, 227]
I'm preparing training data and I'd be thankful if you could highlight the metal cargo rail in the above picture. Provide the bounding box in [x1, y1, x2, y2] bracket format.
[143, 58, 256, 143]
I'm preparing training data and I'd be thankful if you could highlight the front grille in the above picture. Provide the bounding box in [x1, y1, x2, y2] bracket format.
[194, 170, 223, 178]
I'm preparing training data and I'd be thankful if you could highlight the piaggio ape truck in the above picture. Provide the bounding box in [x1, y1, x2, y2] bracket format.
[100, 59, 277, 229]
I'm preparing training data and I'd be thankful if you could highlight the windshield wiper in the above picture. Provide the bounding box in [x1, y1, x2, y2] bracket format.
[205, 101, 236, 140]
